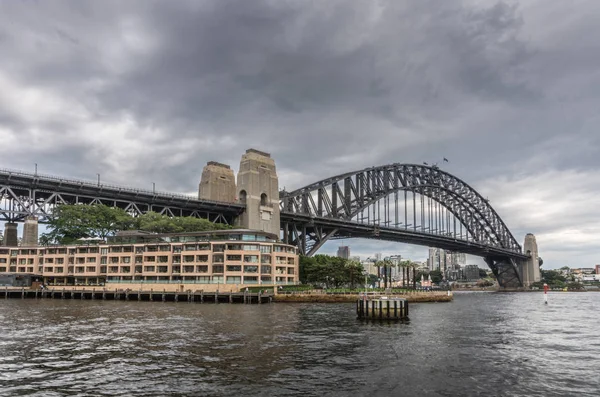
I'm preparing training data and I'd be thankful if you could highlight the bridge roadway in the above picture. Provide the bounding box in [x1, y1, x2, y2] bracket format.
[279, 212, 529, 260]
[0, 168, 244, 224]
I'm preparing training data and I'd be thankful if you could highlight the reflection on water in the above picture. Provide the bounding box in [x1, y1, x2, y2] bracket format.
[0, 292, 599, 396]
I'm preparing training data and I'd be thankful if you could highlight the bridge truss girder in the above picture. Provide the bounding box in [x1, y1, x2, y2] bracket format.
[280, 163, 522, 257]
[0, 170, 244, 225]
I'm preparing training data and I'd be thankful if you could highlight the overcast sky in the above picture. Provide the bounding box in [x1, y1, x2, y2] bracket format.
[1, 0, 598, 269]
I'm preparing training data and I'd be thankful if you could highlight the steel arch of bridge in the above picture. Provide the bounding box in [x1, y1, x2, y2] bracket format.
[279, 163, 524, 261]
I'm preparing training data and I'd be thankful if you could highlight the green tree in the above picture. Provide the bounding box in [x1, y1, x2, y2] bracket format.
[429, 270, 443, 284]
[478, 268, 488, 278]
[299, 255, 366, 288]
[136, 211, 230, 233]
[43, 204, 231, 244]
[44, 204, 134, 244]
[541, 269, 566, 285]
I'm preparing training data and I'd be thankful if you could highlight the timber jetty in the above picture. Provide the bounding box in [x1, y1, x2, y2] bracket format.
[0, 287, 272, 304]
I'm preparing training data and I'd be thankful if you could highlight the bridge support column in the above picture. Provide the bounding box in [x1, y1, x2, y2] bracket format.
[484, 256, 523, 289]
[521, 233, 541, 287]
[2, 223, 18, 247]
[236, 149, 280, 235]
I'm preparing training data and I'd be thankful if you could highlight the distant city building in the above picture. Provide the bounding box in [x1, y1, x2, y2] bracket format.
[595, 264, 600, 275]
[572, 268, 595, 275]
[349, 256, 361, 263]
[463, 265, 480, 281]
[361, 260, 377, 276]
[337, 246, 350, 259]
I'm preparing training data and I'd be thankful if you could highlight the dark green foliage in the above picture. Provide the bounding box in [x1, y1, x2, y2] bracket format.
[299, 255, 366, 288]
[42, 204, 230, 244]
[43, 204, 135, 244]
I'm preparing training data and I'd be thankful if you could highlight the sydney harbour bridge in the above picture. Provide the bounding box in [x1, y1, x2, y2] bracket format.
[0, 151, 539, 288]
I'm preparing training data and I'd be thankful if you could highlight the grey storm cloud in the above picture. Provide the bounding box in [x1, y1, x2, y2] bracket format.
[0, 0, 599, 267]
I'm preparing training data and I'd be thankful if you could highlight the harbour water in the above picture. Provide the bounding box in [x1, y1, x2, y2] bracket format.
[1, 292, 599, 396]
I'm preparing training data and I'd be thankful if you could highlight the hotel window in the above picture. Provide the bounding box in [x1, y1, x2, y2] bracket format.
[87, 257, 96, 263]
[213, 255, 224, 263]
[212, 265, 224, 273]
[56, 258, 64, 264]
[244, 265, 258, 273]
[86, 266, 96, 272]
[196, 255, 208, 262]
[100, 257, 107, 264]
[55, 267, 64, 273]
[196, 265, 208, 273]
[122, 257, 131, 264]
[157, 266, 169, 273]
[183, 266, 194, 273]
[121, 267, 131, 273]
[259, 246, 271, 254]
[226, 265, 242, 272]
[198, 244, 210, 251]
[226, 255, 242, 261]
[226, 276, 241, 284]
[159, 245, 170, 252]
[260, 266, 272, 274]
[144, 256, 156, 262]
[213, 244, 225, 253]
[243, 255, 258, 263]
[108, 266, 118, 273]
[243, 245, 260, 251]
[144, 266, 155, 272]
[183, 255, 194, 263]
[158, 256, 169, 263]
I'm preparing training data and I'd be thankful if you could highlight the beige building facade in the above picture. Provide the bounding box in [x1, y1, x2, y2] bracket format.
[0, 230, 298, 290]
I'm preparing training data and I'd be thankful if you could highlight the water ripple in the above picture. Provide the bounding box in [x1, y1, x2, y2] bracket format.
[0, 293, 599, 396]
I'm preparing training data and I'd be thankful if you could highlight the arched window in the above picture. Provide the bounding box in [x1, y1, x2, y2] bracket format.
[239, 190, 247, 204]
[260, 193, 268, 206]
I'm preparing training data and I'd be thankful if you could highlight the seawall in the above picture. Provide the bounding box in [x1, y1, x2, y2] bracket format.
[274, 291, 453, 303]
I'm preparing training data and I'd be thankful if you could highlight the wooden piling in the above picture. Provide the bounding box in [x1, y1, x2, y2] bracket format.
[357, 297, 408, 321]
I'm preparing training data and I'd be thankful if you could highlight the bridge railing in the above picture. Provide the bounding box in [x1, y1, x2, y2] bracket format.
[0, 167, 241, 206]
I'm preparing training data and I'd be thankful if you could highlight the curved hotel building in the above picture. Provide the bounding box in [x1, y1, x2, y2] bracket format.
[0, 229, 298, 290]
